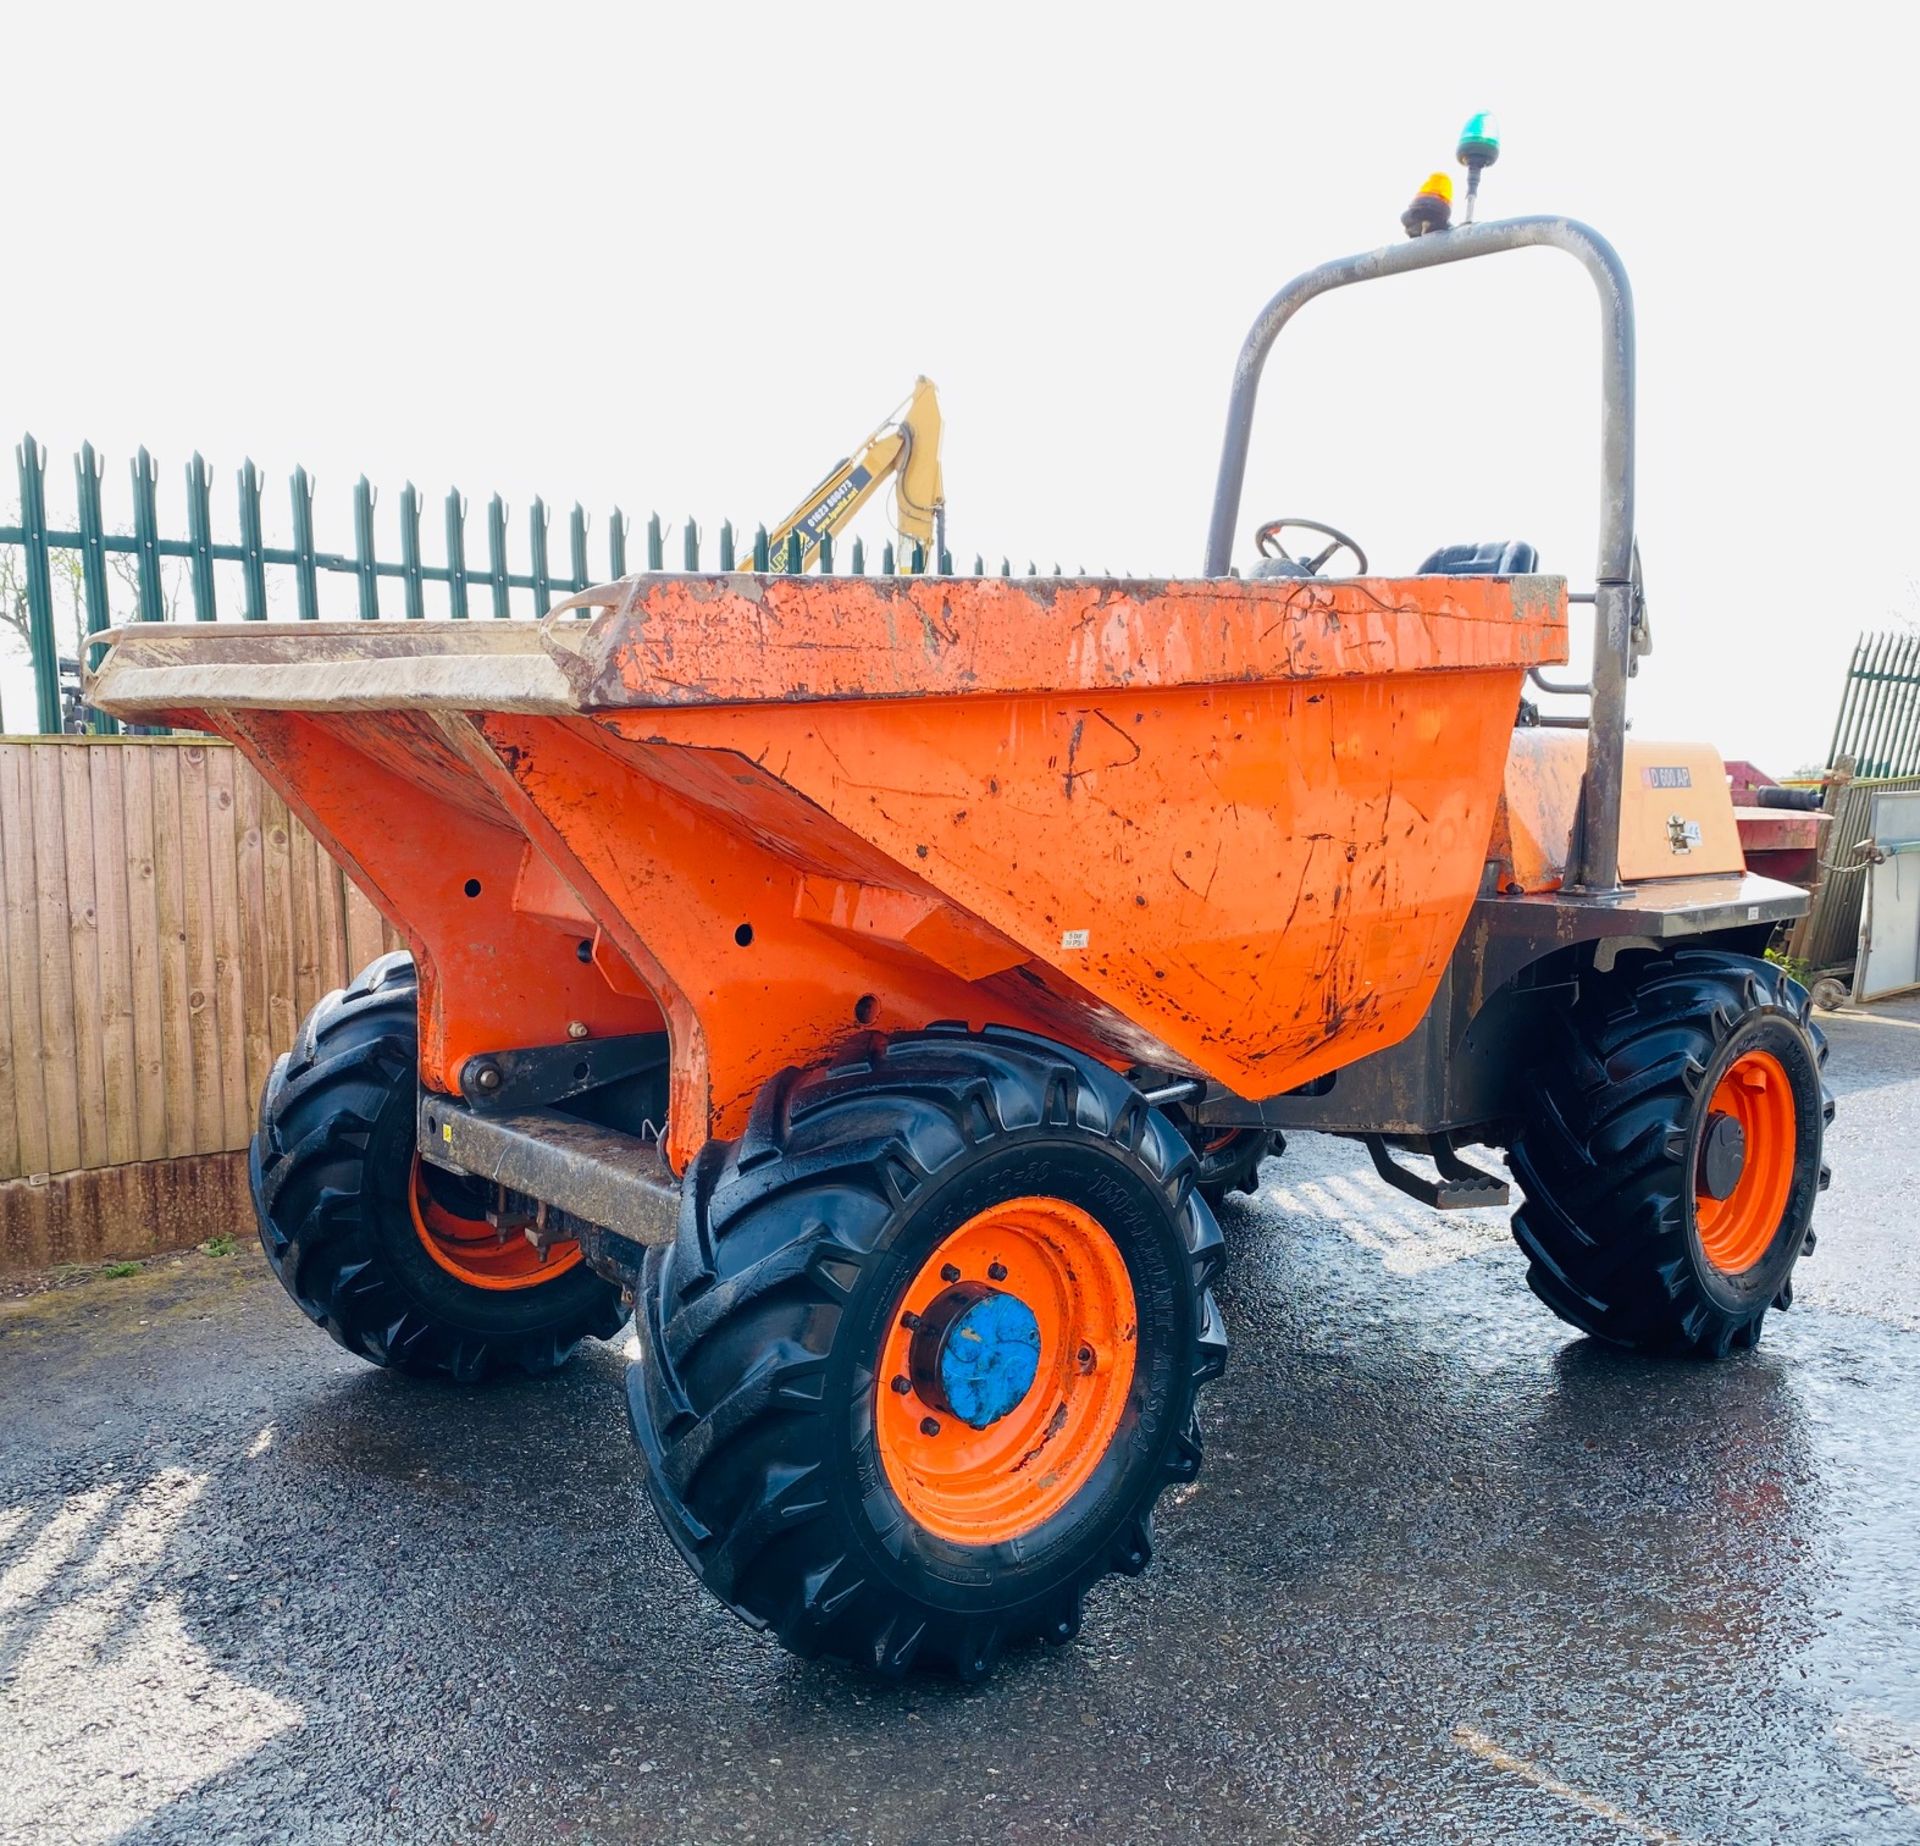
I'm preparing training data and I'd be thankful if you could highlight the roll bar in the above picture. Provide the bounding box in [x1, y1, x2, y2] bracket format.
[1204, 215, 1636, 893]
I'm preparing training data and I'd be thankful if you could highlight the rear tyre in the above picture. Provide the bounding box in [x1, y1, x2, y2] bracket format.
[249, 952, 625, 1381]
[1508, 949, 1831, 1357]
[627, 1026, 1227, 1678]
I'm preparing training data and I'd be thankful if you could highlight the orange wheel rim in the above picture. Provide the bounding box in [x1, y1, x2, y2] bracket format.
[875, 1196, 1138, 1546]
[1694, 1049, 1798, 1275]
[408, 1156, 584, 1292]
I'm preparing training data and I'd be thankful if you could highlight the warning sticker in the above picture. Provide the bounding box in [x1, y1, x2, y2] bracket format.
[1060, 929, 1090, 950]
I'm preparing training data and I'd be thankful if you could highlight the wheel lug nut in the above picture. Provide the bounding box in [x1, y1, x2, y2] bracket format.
[1077, 1344, 1095, 1372]
[901, 1311, 922, 1332]
[940, 1263, 961, 1283]
[920, 1416, 942, 1437]
[987, 1261, 1007, 1281]
[890, 1375, 912, 1395]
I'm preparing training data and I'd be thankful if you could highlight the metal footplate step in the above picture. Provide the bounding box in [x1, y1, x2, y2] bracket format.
[418, 1095, 681, 1246]
[1363, 1134, 1511, 1211]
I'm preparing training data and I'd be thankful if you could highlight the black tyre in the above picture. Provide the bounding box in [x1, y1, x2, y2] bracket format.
[249, 952, 625, 1381]
[627, 1026, 1227, 1678]
[1508, 948, 1831, 1357]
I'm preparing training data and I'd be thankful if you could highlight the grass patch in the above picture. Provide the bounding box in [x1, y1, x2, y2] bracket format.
[101, 1261, 141, 1279]
[201, 1234, 238, 1258]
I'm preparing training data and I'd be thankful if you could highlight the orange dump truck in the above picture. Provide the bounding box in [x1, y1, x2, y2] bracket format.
[90, 202, 1830, 1680]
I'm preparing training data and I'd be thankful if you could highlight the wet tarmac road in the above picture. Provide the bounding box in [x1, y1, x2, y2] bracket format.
[3, 1000, 1919, 1844]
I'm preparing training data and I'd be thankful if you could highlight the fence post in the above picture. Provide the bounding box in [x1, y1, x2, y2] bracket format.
[74, 442, 117, 735]
[15, 435, 60, 732]
[529, 497, 552, 613]
[400, 482, 426, 618]
[130, 447, 166, 620]
[818, 532, 833, 574]
[487, 494, 510, 617]
[352, 476, 380, 618]
[184, 453, 218, 619]
[646, 512, 663, 571]
[753, 524, 769, 571]
[570, 503, 589, 594]
[238, 459, 268, 619]
[785, 531, 802, 573]
[1786, 752, 1855, 963]
[445, 490, 470, 618]
[851, 536, 865, 576]
[291, 466, 320, 618]
[683, 518, 700, 570]
[720, 520, 736, 571]
[609, 507, 629, 579]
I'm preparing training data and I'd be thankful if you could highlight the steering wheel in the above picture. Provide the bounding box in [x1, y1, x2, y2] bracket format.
[1254, 518, 1369, 577]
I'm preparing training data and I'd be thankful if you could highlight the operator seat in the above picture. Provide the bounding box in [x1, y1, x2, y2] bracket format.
[1417, 539, 1539, 575]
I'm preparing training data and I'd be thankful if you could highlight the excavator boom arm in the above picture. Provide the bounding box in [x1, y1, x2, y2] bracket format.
[764, 377, 943, 572]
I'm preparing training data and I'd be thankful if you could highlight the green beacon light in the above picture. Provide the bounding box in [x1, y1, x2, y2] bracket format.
[1456, 111, 1500, 224]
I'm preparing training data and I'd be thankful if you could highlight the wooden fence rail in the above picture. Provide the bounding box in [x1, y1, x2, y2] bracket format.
[0, 735, 398, 1268]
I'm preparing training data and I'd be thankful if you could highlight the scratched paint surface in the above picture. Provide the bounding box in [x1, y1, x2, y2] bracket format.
[606, 667, 1524, 1104]
[563, 572, 1566, 708]
[91, 574, 1566, 1162]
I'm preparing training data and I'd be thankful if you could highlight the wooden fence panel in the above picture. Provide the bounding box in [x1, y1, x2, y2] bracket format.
[205, 748, 251, 1151]
[29, 749, 82, 1173]
[88, 746, 139, 1168]
[0, 747, 48, 1177]
[123, 745, 166, 1163]
[177, 745, 226, 1153]
[0, 738, 402, 1203]
[58, 746, 106, 1172]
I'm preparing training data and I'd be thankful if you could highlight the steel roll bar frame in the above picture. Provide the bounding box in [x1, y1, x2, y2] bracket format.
[1204, 215, 1636, 893]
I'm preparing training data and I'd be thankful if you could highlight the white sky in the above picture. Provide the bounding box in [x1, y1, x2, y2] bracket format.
[7, 0, 1917, 770]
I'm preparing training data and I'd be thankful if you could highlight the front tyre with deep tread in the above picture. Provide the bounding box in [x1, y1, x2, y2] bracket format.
[627, 1027, 1227, 1678]
[1508, 948, 1831, 1357]
[248, 952, 625, 1382]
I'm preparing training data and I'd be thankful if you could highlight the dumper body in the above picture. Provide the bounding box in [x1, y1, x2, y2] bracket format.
[95, 570, 1568, 1172]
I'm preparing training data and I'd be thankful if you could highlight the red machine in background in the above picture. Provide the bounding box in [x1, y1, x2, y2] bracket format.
[1727, 760, 1830, 889]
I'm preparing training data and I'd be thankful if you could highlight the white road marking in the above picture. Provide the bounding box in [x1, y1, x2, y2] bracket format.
[1452, 1725, 1691, 1844]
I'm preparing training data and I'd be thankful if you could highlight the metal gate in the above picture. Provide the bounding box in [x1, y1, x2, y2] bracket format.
[1855, 788, 1920, 1002]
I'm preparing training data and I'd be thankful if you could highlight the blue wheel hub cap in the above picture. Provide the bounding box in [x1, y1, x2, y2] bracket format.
[910, 1284, 1042, 1429]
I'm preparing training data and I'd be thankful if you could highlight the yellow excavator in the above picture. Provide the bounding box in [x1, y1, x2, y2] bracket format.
[764, 377, 944, 572]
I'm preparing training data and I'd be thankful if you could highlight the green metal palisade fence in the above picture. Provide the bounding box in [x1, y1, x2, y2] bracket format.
[2, 432, 644, 736]
[1, 432, 1075, 738]
[1825, 630, 1920, 780]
